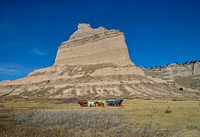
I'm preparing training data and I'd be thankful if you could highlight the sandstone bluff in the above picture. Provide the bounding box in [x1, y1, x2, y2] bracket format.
[0, 24, 199, 99]
[55, 24, 131, 66]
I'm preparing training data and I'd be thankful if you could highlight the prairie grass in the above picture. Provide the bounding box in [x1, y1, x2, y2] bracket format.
[0, 97, 200, 137]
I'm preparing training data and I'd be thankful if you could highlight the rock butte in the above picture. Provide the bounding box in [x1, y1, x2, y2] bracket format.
[55, 23, 132, 66]
[0, 23, 199, 99]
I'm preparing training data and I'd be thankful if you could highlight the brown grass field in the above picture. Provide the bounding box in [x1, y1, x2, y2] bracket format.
[0, 97, 200, 137]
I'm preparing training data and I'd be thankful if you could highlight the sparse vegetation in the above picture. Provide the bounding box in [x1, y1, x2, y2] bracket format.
[165, 106, 172, 114]
[148, 60, 200, 69]
[0, 97, 200, 137]
[179, 87, 183, 90]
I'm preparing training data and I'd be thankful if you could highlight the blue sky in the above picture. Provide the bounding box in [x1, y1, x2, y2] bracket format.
[0, 0, 200, 81]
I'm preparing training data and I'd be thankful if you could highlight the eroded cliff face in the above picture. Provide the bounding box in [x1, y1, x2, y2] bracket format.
[144, 61, 200, 90]
[0, 63, 170, 99]
[54, 24, 132, 66]
[0, 24, 198, 99]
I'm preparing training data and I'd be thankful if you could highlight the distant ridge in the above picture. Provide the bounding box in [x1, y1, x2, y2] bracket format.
[148, 60, 200, 69]
[144, 61, 200, 90]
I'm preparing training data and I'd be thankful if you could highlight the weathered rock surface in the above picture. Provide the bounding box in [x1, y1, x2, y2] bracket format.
[0, 24, 199, 99]
[0, 63, 170, 98]
[144, 61, 200, 90]
[54, 24, 132, 66]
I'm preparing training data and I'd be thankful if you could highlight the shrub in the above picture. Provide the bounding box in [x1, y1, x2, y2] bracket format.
[179, 87, 183, 90]
[165, 106, 172, 114]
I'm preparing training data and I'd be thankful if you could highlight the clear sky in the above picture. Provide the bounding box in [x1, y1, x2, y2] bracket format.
[0, 0, 200, 81]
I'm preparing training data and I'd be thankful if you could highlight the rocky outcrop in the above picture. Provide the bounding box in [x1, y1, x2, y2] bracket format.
[144, 61, 200, 90]
[0, 63, 172, 99]
[54, 24, 131, 66]
[0, 24, 199, 99]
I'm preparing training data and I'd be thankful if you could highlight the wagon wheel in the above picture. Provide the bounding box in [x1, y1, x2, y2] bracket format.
[115, 102, 120, 106]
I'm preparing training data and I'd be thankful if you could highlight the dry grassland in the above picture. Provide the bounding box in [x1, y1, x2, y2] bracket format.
[0, 97, 199, 137]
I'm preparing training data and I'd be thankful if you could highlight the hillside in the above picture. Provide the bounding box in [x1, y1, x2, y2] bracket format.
[144, 61, 200, 90]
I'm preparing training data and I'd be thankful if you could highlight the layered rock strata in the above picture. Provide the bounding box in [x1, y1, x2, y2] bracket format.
[55, 24, 132, 66]
[0, 24, 198, 99]
[144, 61, 200, 81]
[144, 61, 200, 90]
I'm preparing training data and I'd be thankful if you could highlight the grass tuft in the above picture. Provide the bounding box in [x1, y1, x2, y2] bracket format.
[165, 106, 172, 114]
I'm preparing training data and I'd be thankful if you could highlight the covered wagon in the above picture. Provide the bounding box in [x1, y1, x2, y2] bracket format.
[105, 99, 123, 106]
